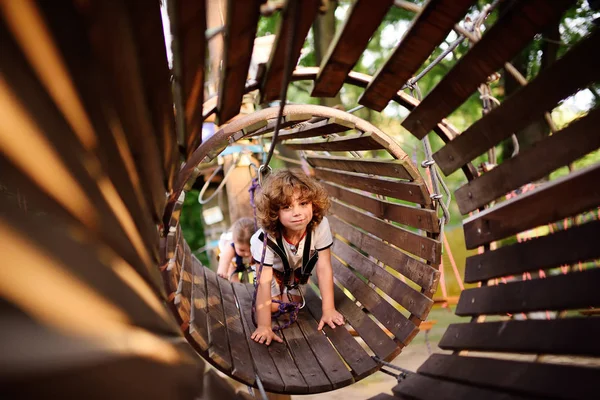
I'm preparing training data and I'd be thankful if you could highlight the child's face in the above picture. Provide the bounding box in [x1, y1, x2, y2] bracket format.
[278, 191, 313, 234]
[234, 241, 251, 258]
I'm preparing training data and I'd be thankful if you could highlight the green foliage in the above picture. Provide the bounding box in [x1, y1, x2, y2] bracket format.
[179, 189, 210, 266]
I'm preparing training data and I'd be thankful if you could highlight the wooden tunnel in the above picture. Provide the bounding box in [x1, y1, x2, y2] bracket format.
[1, 0, 599, 399]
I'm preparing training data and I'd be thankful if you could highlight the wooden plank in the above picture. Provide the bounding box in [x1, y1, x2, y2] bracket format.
[278, 315, 332, 393]
[283, 132, 386, 152]
[402, 0, 576, 139]
[464, 220, 600, 283]
[463, 163, 600, 249]
[190, 257, 209, 352]
[332, 240, 433, 320]
[359, 0, 473, 111]
[392, 373, 533, 400]
[245, 114, 313, 138]
[232, 283, 285, 393]
[418, 353, 600, 400]
[260, 0, 320, 103]
[276, 118, 355, 141]
[217, 0, 262, 124]
[316, 168, 427, 205]
[169, 0, 206, 158]
[439, 318, 600, 356]
[456, 268, 600, 316]
[311, 0, 394, 98]
[329, 216, 439, 294]
[205, 267, 233, 371]
[175, 241, 193, 327]
[435, 30, 600, 176]
[219, 280, 255, 385]
[241, 285, 307, 394]
[307, 154, 413, 180]
[331, 200, 441, 263]
[310, 275, 400, 361]
[322, 181, 438, 232]
[332, 258, 419, 344]
[33, 0, 162, 262]
[0, 196, 178, 336]
[294, 310, 355, 388]
[124, 0, 179, 191]
[303, 286, 379, 380]
[82, 0, 167, 218]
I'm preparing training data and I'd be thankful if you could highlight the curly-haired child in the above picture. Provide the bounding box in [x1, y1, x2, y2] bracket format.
[250, 169, 344, 345]
[217, 217, 255, 282]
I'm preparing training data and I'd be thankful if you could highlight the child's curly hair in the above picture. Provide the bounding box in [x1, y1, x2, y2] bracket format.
[256, 169, 330, 237]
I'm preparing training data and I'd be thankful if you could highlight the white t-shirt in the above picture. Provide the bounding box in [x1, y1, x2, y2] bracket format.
[250, 217, 333, 272]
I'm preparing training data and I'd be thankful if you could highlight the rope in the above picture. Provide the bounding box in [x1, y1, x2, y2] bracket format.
[373, 356, 412, 382]
[254, 374, 268, 400]
[263, 0, 299, 168]
[197, 156, 239, 205]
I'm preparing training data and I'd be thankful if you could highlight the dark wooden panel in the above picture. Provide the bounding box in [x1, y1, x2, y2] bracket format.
[189, 257, 209, 352]
[34, 0, 161, 261]
[402, 0, 576, 139]
[124, 0, 178, 191]
[295, 310, 355, 388]
[311, 0, 394, 98]
[418, 354, 600, 400]
[464, 163, 600, 249]
[457, 268, 600, 316]
[219, 279, 255, 385]
[316, 168, 427, 205]
[333, 240, 433, 320]
[175, 242, 193, 326]
[81, 0, 167, 218]
[332, 258, 419, 344]
[232, 283, 285, 393]
[329, 216, 439, 294]
[0, 196, 178, 336]
[260, 0, 321, 102]
[245, 114, 313, 137]
[276, 118, 355, 141]
[279, 316, 332, 393]
[465, 220, 600, 283]
[331, 200, 441, 263]
[307, 155, 413, 180]
[169, 0, 206, 158]
[243, 286, 307, 394]
[217, 0, 262, 124]
[205, 267, 233, 371]
[456, 105, 600, 213]
[439, 318, 600, 356]
[359, 0, 473, 111]
[392, 373, 533, 400]
[283, 132, 386, 152]
[323, 181, 438, 232]
[303, 286, 379, 380]
[435, 30, 600, 176]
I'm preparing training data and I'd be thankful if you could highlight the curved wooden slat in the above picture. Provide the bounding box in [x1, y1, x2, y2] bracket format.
[217, 0, 262, 124]
[189, 257, 209, 352]
[463, 163, 600, 249]
[308, 154, 413, 180]
[276, 118, 355, 141]
[435, 30, 600, 177]
[329, 216, 439, 294]
[205, 268, 233, 371]
[331, 200, 441, 263]
[322, 181, 438, 232]
[359, 0, 473, 111]
[402, 0, 576, 139]
[283, 131, 385, 152]
[464, 220, 600, 283]
[311, 0, 394, 98]
[316, 168, 426, 204]
[439, 319, 600, 356]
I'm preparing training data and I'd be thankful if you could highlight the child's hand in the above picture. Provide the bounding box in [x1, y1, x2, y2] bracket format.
[318, 309, 345, 330]
[251, 326, 283, 345]
[216, 264, 228, 279]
